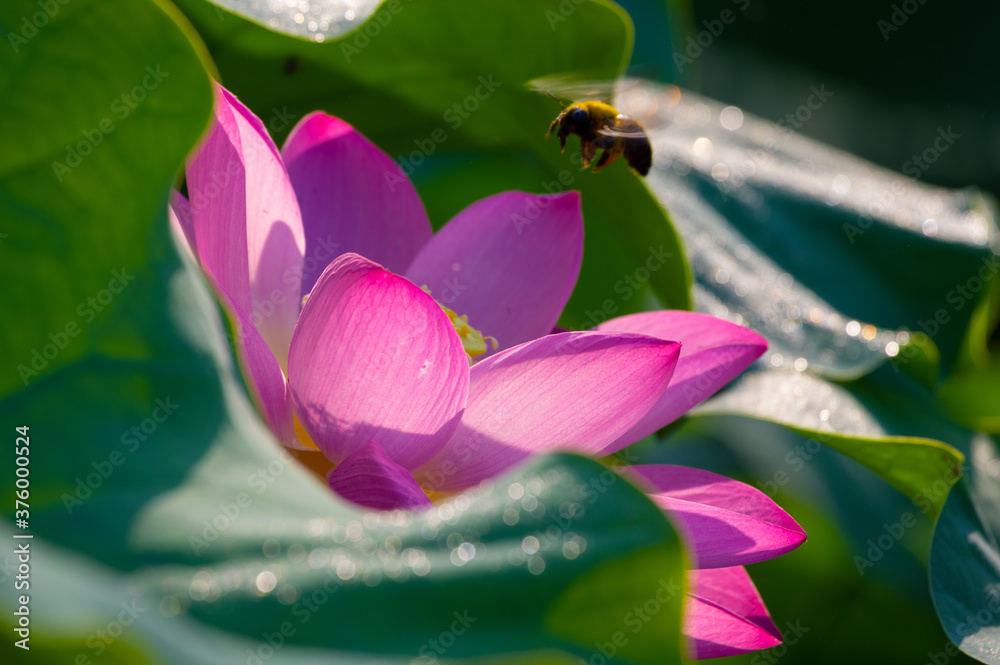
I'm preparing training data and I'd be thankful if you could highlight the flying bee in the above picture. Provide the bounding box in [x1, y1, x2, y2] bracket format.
[544, 97, 653, 176]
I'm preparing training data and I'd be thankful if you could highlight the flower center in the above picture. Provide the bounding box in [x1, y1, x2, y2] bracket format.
[422, 286, 497, 361]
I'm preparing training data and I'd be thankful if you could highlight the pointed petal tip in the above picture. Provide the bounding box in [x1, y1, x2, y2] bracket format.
[282, 113, 431, 279]
[544, 189, 581, 208]
[597, 311, 769, 450]
[685, 567, 784, 659]
[628, 464, 807, 569]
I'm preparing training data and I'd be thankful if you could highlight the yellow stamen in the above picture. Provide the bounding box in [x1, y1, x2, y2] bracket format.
[421, 286, 498, 361]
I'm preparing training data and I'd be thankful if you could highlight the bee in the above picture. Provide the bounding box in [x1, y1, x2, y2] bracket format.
[545, 98, 653, 176]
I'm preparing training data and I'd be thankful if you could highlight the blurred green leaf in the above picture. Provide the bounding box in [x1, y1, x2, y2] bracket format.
[0, 0, 213, 396]
[930, 435, 1000, 664]
[692, 365, 967, 518]
[939, 362, 1000, 433]
[625, 82, 999, 379]
[0, 1, 686, 662]
[170, 0, 693, 320]
[891, 332, 941, 389]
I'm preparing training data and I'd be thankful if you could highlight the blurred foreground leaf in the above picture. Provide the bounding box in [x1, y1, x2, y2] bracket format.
[625, 82, 1000, 380]
[692, 366, 966, 518]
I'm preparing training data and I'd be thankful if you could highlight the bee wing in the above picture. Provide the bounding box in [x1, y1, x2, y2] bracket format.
[526, 75, 619, 104]
[596, 123, 649, 140]
[529, 75, 671, 133]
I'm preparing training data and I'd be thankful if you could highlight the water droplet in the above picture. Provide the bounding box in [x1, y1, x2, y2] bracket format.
[692, 137, 713, 158]
[711, 163, 730, 181]
[254, 571, 277, 595]
[719, 106, 743, 130]
[336, 560, 356, 580]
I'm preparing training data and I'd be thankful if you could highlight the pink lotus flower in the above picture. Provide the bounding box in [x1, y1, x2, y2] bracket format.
[172, 82, 805, 660]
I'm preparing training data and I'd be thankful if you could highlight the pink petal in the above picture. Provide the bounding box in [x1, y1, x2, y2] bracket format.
[167, 190, 197, 260]
[625, 465, 806, 569]
[415, 332, 680, 492]
[685, 567, 783, 659]
[231, 310, 296, 447]
[327, 441, 432, 511]
[282, 112, 433, 289]
[596, 311, 767, 452]
[186, 82, 305, 369]
[405, 191, 583, 357]
[187, 258, 296, 446]
[288, 253, 469, 470]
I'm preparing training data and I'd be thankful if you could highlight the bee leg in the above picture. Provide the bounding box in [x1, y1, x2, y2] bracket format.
[546, 117, 560, 138]
[593, 140, 624, 173]
[580, 135, 598, 170]
[556, 125, 572, 152]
